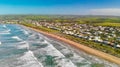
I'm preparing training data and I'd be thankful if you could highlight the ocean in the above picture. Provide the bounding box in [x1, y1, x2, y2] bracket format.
[0, 24, 119, 67]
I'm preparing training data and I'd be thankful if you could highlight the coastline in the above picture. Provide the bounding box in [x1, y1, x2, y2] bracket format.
[24, 25, 120, 65]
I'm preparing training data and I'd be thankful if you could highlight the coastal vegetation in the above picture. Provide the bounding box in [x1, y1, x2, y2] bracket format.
[20, 22, 120, 58]
[1, 15, 120, 58]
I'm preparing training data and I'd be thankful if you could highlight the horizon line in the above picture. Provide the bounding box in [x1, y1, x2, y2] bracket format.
[0, 14, 120, 17]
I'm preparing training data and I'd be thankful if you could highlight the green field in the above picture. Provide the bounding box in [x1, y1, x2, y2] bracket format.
[93, 22, 120, 27]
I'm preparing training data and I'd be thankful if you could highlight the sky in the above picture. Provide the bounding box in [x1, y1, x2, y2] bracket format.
[0, 0, 120, 15]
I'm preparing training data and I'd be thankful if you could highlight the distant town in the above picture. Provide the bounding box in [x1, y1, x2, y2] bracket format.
[0, 15, 120, 58]
[1, 16, 120, 49]
[30, 22, 120, 48]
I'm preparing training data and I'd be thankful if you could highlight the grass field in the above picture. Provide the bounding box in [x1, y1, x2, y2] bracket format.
[93, 22, 120, 27]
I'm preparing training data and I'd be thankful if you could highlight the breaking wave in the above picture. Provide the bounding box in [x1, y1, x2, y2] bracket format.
[12, 36, 22, 41]
[0, 24, 119, 67]
[17, 50, 43, 67]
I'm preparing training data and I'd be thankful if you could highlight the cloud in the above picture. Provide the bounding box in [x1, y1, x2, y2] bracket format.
[89, 8, 120, 16]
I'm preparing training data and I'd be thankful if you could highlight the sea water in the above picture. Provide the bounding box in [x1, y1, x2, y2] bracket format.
[0, 24, 119, 67]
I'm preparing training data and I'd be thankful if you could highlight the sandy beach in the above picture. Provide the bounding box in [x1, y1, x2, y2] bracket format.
[26, 26, 120, 66]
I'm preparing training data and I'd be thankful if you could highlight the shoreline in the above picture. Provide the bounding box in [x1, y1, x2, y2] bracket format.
[25, 25, 120, 65]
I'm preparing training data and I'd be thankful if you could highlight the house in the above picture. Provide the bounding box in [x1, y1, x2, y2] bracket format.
[116, 44, 120, 48]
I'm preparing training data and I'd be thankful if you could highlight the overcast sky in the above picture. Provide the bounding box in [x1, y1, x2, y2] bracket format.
[0, 0, 120, 15]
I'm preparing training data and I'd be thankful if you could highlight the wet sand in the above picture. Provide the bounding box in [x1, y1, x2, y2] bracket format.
[26, 26, 120, 66]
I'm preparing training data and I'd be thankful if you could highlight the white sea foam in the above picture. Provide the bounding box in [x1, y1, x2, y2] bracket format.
[3, 25, 7, 28]
[0, 24, 119, 67]
[0, 32, 10, 34]
[41, 40, 47, 44]
[18, 51, 43, 67]
[43, 36, 97, 67]
[29, 33, 77, 67]
[28, 34, 35, 38]
[0, 29, 11, 34]
[38, 42, 77, 67]
[12, 36, 22, 41]
[7, 29, 11, 32]
[0, 41, 1, 45]
[23, 30, 29, 35]
[17, 41, 29, 49]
